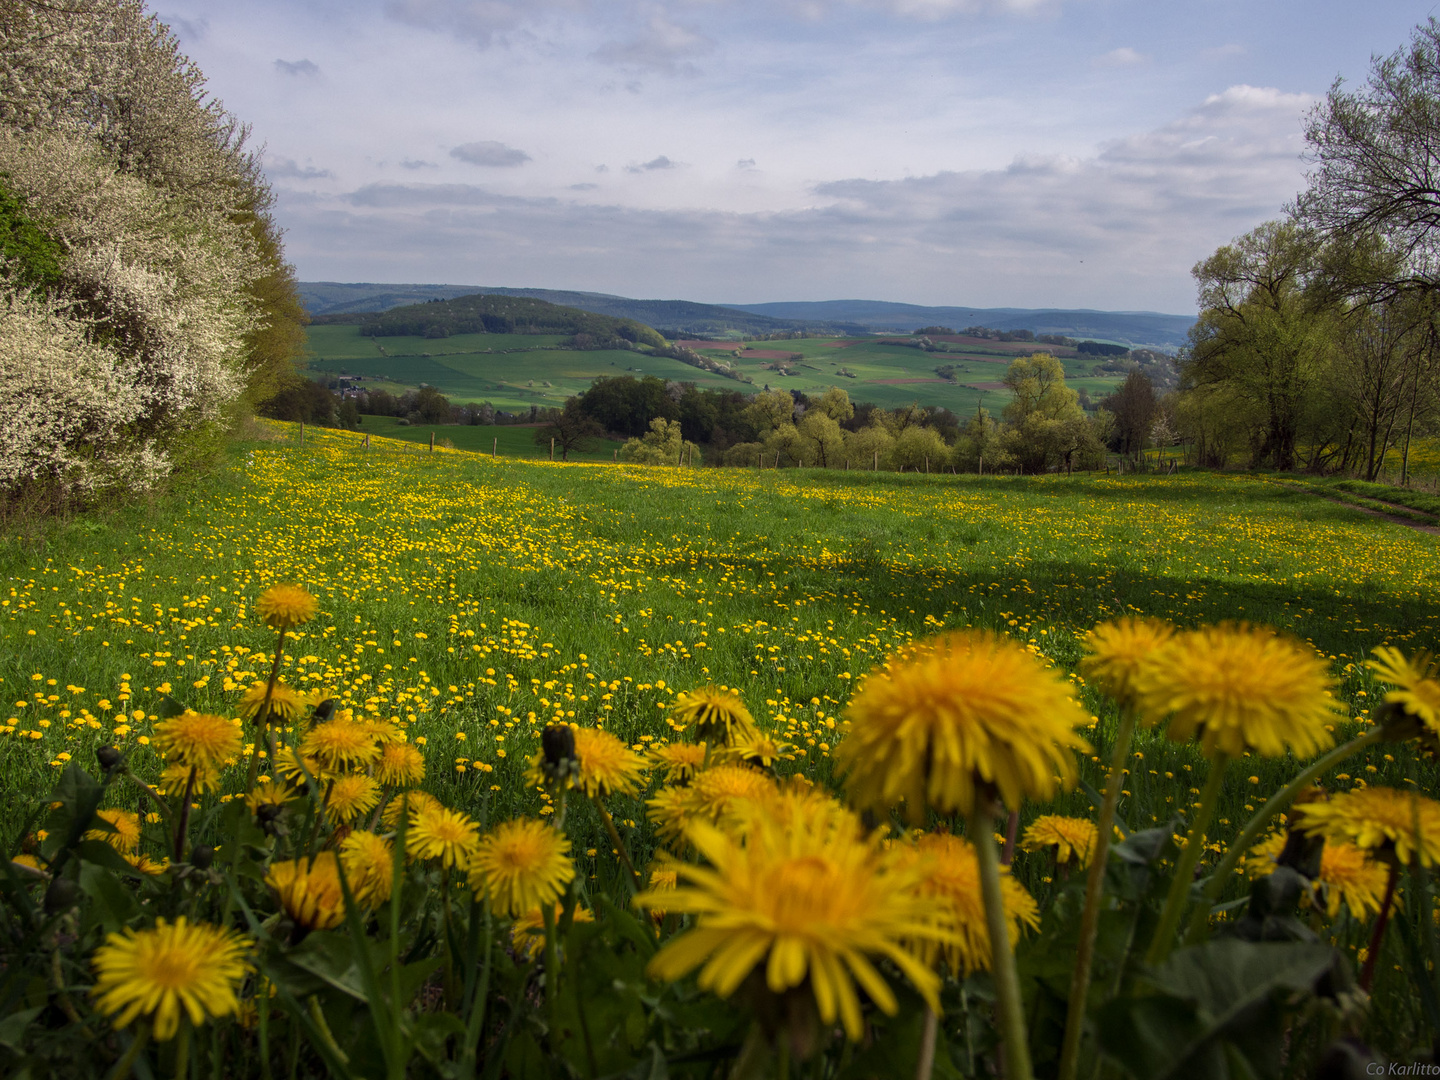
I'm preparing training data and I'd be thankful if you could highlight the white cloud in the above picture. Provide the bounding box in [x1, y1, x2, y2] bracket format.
[265, 156, 332, 180]
[1093, 47, 1146, 69]
[450, 141, 532, 167]
[592, 12, 715, 74]
[382, 0, 530, 47]
[737, 158, 757, 169]
[625, 155, 679, 173]
[400, 158, 438, 170]
[274, 58, 321, 76]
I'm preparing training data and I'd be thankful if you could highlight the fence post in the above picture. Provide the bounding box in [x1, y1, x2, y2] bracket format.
[614, 449, 618, 462]
[299, 421, 304, 446]
[924, 455, 929, 475]
[364, 433, 370, 452]
[845, 458, 849, 471]
[493, 437, 497, 459]
[550, 437, 555, 462]
[776, 452, 781, 469]
[979, 452, 984, 476]
[429, 431, 434, 453]
[873, 449, 878, 470]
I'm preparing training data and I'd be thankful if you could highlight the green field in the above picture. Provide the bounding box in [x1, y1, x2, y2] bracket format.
[303, 325, 1129, 414]
[354, 415, 625, 460]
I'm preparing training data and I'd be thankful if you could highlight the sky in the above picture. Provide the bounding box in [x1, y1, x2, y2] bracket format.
[161, 0, 1437, 315]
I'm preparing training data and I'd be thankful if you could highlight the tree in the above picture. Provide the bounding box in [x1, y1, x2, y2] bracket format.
[1104, 370, 1157, 457]
[535, 398, 604, 461]
[577, 375, 677, 437]
[1001, 352, 1097, 472]
[1299, 19, 1440, 302]
[619, 418, 700, 466]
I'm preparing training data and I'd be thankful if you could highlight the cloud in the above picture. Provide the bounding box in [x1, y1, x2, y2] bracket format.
[737, 158, 757, 170]
[266, 157, 333, 180]
[1093, 47, 1146, 69]
[625, 156, 678, 173]
[278, 86, 1312, 312]
[592, 13, 715, 74]
[450, 141, 532, 167]
[383, 0, 528, 47]
[161, 13, 207, 41]
[570, 182, 599, 190]
[400, 159, 438, 170]
[274, 58, 321, 77]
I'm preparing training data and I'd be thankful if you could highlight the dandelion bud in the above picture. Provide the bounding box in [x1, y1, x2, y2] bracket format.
[191, 845, 215, 869]
[311, 699, 337, 726]
[256, 803, 284, 825]
[542, 723, 577, 767]
[95, 745, 122, 771]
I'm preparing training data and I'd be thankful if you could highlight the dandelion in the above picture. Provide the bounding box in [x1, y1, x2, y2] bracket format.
[375, 741, 426, 786]
[635, 811, 947, 1042]
[123, 853, 168, 877]
[895, 832, 1039, 975]
[837, 630, 1091, 822]
[340, 831, 394, 907]
[1020, 815, 1098, 869]
[382, 789, 444, 828]
[669, 686, 758, 745]
[511, 903, 594, 960]
[266, 852, 345, 931]
[150, 712, 241, 771]
[301, 719, 382, 772]
[467, 817, 575, 917]
[245, 775, 296, 814]
[273, 746, 328, 785]
[1079, 617, 1175, 706]
[648, 765, 776, 847]
[1132, 623, 1339, 759]
[237, 681, 313, 724]
[255, 584, 319, 630]
[1297, 786, 1440, 867]
[1368, 646, 1440, 744]
[325, 774, 381, 824]
[91, 918, 251, 1040]
[1244, 833, 1390, 920]
[572, 727, 646, 797]
[407, 805, 480, 869]
[647, 741, 708, 782]
[724, 732, 794, 769]
[161, 762, 220, 796]
[85, 808, 142, 853]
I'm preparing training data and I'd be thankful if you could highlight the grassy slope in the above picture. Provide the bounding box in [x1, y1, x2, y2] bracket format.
[304, 325, 1127, 414]
[3, 424, 1435, 879]
[356, 416, 625, 460]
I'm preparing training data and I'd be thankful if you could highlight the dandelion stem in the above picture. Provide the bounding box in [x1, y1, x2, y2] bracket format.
[592, 796, 641, 895]
[109, 1024, 149, 1080]
[971, 802, 1033, 1080]
[542, 901, 560, 1031]
[916, 1007, 939, 1080]
[246, 627, 289, 794]
[1361, 862, 1401, 991]
[1146, 754, 1228, 967]
[1057, 708, 1138, 1080]
[173, 765, 197, 864]
[1184, 726, 1386, 944]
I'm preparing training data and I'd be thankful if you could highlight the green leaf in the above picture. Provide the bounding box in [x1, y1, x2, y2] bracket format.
[1097, 940, 1344, 1080]
[0, 1007, 42, 1052]
[154, 695, 189, 719]
[78, 862, 139, 934]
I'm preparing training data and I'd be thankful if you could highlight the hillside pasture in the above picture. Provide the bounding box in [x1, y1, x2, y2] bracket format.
[356, 415, 625, 460]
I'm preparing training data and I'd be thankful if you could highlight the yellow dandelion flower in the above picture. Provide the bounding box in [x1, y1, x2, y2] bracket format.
[273, 746, 328, 785]
[301, 719, 381, 772]
[510, 904, 594, 960]
[647, 765, 777, 847]
[836, 630, 1092, 822]
[894, 832, 1038, 975]
[160, 762, 220, 797]
[721, 732, 795, 770]
[356, 717, 405, 745]
[635, 812, 948, 1041]
[467, 817, 574, 917]
[340, 831, 394, 908]
[645, 785, 698, 847]
[647, 741, 708, 782]
[375, 742, 426, 787]
[237, 682, 313, 724]
[407, 806, 480, 869]
[266, 852, 345, 931]
[123, 853, 168, 877]
[150, 711, 241, 771]
[1245, 833, 1391, 920]
[1019, 815, 1098, 868]
[245, 775, 297, 814]
[669, 686, 758, 745]
[1131, 623, 1339, 759]
[90, 918, 250, 1040]
[381, 789, 444, 828]
[85, 808, 142, 854]
[1297, 786, 1440, 867]
[255, 584, 319, 630]
[572, 727, 646, 797]
[1369, 646, 1440, 741]
[1080, 617, 1176, 706]
[325, 774, 381, 824]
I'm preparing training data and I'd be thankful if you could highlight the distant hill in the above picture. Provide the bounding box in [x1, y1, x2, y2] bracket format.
[340, 293, 667, 349]
[724, 300, 1195, 349]
[297, 282, 1195, 348]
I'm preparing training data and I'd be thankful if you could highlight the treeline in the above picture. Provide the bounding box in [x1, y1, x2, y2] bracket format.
[341, 293, 667, 348]
[539, 359, 1117, 472]
[1175, 19, 1440, 480]
[0, 0, 307, 515]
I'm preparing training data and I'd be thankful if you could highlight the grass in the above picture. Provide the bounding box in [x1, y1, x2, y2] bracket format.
[303, 325, 1130, 414]
[3, 422, 1436, 891]
[354, 416, 625, 460]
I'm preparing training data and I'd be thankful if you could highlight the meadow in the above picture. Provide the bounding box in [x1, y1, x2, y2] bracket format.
[6, 424, 1438, 1076]
[304, 324, 1126, 414]
[4, 424, 1434, 847]
[354, 416, 626, 460]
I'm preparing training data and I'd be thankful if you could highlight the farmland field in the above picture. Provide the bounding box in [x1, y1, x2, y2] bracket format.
[304, 324, 1130, 413]
[4, 424, 1435, 863]
[354, 415, 626, 460]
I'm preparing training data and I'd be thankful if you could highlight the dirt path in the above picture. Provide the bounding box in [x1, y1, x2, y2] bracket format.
[1268, 479, 1440, 535]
